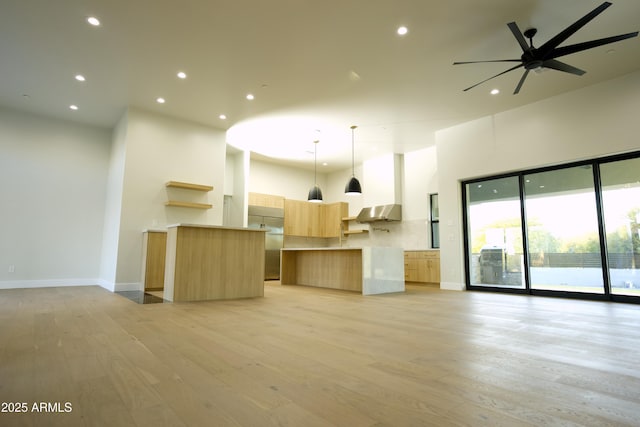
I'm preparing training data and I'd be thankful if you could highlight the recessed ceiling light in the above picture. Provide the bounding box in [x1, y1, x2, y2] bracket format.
[69, 105, 78, 110]
[75, 74, 86, 82]
[397, 26, 408, 36]
[87, 16, 100, 26]
[156, 97, 165, 104]
[246, 94, 255, 100]
[219, 114, 227, 120]
[490, 88, 500, 95]
[322, 162, 328, 166]
[177, 71, 187, 79]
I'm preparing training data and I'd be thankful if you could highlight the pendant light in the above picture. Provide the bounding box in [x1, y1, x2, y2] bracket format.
[308, 138, 323, 203]
[345, 125, 362, 195]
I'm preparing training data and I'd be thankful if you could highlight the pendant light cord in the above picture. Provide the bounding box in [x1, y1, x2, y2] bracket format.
[351, 125, 357, 177]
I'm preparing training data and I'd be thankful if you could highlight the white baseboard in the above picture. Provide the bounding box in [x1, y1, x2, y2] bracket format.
[0, 278, 101, 290]
[114, 282, 143, 292]
[96, 279, 115, 292]
[0, 279, 142, 293]
[440, 281, 466, 291]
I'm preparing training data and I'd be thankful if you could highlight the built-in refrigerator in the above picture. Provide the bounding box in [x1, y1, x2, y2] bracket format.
[247, 205, 284, 280]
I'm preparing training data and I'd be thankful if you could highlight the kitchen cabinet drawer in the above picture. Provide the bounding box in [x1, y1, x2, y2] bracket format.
[404, 251, 440, 284]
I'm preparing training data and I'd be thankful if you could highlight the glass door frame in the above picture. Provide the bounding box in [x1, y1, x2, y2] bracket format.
[462, 152, 640, 304]
[462, 173, 529, 294]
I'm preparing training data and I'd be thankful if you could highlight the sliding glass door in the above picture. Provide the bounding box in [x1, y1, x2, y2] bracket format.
[463, 151, 640, 303]
[600, 157, 640, 297]
[465, 176, 525, 289]
[524, 166, 604, 294]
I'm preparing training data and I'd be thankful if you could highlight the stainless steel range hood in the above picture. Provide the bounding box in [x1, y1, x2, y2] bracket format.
[356, 204, 402, 223]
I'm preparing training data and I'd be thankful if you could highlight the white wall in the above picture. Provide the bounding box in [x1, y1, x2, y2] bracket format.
[326, 165, 365, 217]
[362, 154, 403, 206]
[226, 150, 249, 227]
[224, 152, 235, 196]
[436, 70, 640, 291]
[99, 110, 128, 288]
[403, 146, 438, 221]
[0, 107, 111, 288]
[249, 159, 326, 201]
[109, 108, 226, 289]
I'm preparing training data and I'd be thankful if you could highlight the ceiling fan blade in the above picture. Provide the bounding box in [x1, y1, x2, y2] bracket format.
[538, 1, 612, 57]
[547, 32, 639, 59]
[542, 59, 586, 76]
[453, 59, 521, 65]
[507, 22, 530, 51]
[462, 64, 524, 92]
[514, 69, 530, 94]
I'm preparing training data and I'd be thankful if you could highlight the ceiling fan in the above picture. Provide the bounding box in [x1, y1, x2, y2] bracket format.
[454, 1, 638, 94]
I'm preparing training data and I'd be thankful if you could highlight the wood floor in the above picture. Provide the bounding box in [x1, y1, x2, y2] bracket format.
[1, 283, 640, 426]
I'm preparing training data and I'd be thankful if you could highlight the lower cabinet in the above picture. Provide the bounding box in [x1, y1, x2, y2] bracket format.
[404, 250, 440, 284]
[142, 231, 167, 291]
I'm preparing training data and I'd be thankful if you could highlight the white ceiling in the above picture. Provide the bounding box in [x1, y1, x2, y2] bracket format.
[1, 0, 639, 172]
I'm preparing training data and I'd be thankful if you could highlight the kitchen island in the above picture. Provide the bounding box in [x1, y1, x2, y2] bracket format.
[164, 224, 266, 302]
[280, 247, 404, 295]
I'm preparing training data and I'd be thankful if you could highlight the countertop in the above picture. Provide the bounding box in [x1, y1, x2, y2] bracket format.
[167, 223, 267, 232]
[281, 247, 363, 251]
[142, 228, 168, 233]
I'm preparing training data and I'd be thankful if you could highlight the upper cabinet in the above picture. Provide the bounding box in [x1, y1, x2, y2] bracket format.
[323, 202, 348, 237]
[284, 200, 348, 238]
[284, 199, 310, 236]
[248, 192, 285, 209]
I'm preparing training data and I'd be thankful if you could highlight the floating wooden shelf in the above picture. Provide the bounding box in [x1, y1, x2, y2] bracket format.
[342, 216, 358, 221]
[165, 201, 212, 209]
[344, 230, 368, 235]
[166, 181, 213, 192]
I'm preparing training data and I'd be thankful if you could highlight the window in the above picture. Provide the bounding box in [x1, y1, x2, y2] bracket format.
[430, 193, 440, 248]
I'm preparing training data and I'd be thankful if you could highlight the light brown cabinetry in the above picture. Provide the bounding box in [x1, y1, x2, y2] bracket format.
[404, 250, 440, 284]
[141, 231, 167, 291]
[248, 192, 285, 209]
[284, 199, 311, 236]
[283, 200, 348, 238]
[281, 247, 405, 295]
[164, 225, 266, 302]
[323, 202, 348, 237]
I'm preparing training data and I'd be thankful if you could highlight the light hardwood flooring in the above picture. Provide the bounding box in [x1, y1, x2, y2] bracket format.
[1, 283, 640, 426]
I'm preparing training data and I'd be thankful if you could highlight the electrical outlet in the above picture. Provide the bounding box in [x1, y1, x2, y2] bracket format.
[8, 265, 15, 273]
